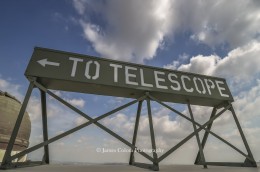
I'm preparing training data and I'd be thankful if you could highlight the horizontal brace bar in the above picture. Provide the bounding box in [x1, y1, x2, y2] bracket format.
[0, 161, 44, 169]
[132, 162, 154, 169]
[132, 162, 159, 171]
[34, 81, 147, 122]
[34, 82, 154, 161]
[196, 162, 257, 167]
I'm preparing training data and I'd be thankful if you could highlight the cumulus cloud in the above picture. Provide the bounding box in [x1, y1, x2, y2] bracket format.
[74, 116, 88, 126]
[0, 77, 23, 101]
[165, 40, 260, 121]
[3, 75, 257, 163]
[98, 37, 260, 161]
[101, 106, 195, 150]
[165, 40, 260, 91]
[73, 0, 260, 62]
[65, 98, 85, 108]
[164, 53, 190, 70]
[72, 0, 87, 15]
[177, 0, 260, 48]
[98, 100, 256, 163]
[164, 40, 260, 162]
[233, 80, 260, 122]
[74, 0, 174, 62]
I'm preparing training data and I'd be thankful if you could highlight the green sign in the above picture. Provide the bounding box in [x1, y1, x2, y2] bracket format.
[25, 47, 233, 106]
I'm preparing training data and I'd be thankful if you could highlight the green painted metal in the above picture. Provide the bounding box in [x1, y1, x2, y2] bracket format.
[10, 81, 151, 162]
[1, 81, 256, 170]
[40, 90, 49, 164]
[147, 99, 159, 170]
[196, 162, 257, 167]
[2, 47, 256, 171]
[187, 103, 207, 168]
[149, 95, 253, 162]
[25, 47, 233, 106]
[229, 105, 256, 165]
[194, 107, 216, 164]
[132, 162, 158, 171]
[129, 101, 143, 165]
[156, 105, 230, 162]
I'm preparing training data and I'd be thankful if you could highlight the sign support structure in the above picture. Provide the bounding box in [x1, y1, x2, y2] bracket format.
[0, 47, 257, 170]
[0, 78, 257, 170]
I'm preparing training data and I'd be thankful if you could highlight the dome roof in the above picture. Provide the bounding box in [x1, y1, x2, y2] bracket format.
[0, 91, 31, 151]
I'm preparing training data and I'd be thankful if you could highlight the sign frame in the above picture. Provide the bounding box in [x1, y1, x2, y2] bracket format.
[25, 47, 234, 107]
[1, 47, 256, 170]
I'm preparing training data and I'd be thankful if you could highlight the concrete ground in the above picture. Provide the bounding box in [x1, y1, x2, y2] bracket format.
[3, 164, 260, 172]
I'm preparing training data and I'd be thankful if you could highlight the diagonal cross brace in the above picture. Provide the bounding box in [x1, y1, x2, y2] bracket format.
[187, 103, 207, 168]
[229, 104, 256, 163]
[194, 107, 216, 164]
[157, 102, 231, 162]
[3, 79, 255, 169]
[129, 101, 143, 165]
[148, 94, 254, 163]
[10, 81, 154, 162]
[40, 90, 49, 164]
[147, 99, 159, 170]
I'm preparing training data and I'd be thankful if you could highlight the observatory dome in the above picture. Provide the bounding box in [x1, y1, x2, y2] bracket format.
[0, 91, 31, 162]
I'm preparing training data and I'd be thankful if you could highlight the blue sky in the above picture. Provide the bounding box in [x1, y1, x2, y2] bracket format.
[1, 0, 260, 164]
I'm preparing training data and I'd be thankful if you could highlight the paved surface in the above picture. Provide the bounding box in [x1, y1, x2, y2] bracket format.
[2, 164, 260, 172]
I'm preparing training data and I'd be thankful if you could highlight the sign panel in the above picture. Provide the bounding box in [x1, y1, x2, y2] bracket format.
[25, 47, 233, 106]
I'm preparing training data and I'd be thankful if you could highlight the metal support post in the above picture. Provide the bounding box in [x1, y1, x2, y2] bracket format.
[147, 98, 159, 171]
[156, 104, 231, 163]
[187, 103, 207, 168]
[1, 81, 35, 168]
[129, 101, 143, 165]
[229, 104, 257, 167]
[194, 107, 216, 164]
[40, 90, 49, 164]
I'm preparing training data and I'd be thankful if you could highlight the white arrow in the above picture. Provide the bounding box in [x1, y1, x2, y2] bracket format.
[37, 58, 60, 67]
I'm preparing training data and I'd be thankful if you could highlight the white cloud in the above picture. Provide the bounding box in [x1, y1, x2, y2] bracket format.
[66, 98, 85, 108]
[214, 41, 260, 82]
[0, 77, 23, 101]
[233, 80, 260, 122]
[3, 73, 256, 163]
[102, 113, 134, 133]
[177, 54, 220, 75]
[164, 40, 260, 162]
[75, 0, 174, 63]
[164, 53, 189, 70]
[164, 61, 180, 70]
[72, 0, 87, 15]
[185, 81, 260, 161]
[181, 0, 260, 48]
[166, 40, 260, 91]
[101, 107, 194, 150]
[75, 116, 88, 126]
[27, 96, 42, 121]
[74, 0, 260, 62]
